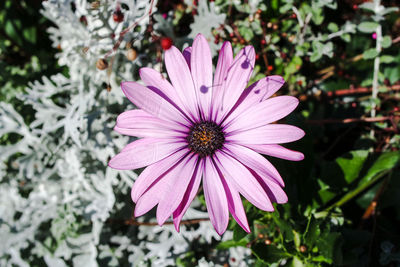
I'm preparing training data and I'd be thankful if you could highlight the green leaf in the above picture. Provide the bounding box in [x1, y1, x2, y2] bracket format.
[336, 150, 369, 184]
[272, 213, 294, 241]
[291, 256, 305, 267]
[238, 26, 254, 41]
[340, 33, 351, 42]
[381, 36, 392, 48]
[327, 22, 338, 32]
[358, 22, 379, 33]
[304, 216, 321, 247]
[315, 232, 343, 264]
[363, 48, 379, 59]
[311, 8, 324, 25]
[358, 152, 400, 186]
[217, 239, 248, 249]
[310, 52, 322, 62]
[233, 223, 249, 241]
[23, 27, 37, 44]
[380, 55, 394, 64]
[252, 243, 290, 264]
[293, 230, 301, 248]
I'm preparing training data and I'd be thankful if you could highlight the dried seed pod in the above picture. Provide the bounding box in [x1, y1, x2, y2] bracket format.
[126, 48, 137, 61]
[91, 1, 100, 9]
[96, 58, 108, 70]
[82, 47, 89, 54]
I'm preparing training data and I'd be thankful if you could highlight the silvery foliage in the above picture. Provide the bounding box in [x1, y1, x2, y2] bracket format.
[0, 0, 250, 266]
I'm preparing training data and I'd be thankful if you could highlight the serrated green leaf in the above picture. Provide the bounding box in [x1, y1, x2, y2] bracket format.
[272, 213, 294, 241]
[336, 150, 369, 184]
[363, 48, 379, 59]
[252, 243, 290, 264]
[316, 232, 343, 264]
[358, 22, 379, 33]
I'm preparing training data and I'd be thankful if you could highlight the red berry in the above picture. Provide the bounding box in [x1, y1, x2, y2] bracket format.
[267, 65, 273, 71]
[353, 4, 358, 10]
[79, 16, 87, 26]
[113, 9, 124, 23]
[160, 37, 173, 50]
[291, 13, 297, 19]
[255, 54, 260, 60]
[260, 39, 266, 45]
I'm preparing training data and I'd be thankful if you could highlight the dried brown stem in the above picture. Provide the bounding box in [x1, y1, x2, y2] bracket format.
[104, 0, 155, 58]
[326, 84, 400, 97]
[307, 115, 399, 124]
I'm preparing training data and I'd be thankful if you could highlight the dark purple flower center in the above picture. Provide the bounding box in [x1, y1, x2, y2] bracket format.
[187, 121, 225, 157]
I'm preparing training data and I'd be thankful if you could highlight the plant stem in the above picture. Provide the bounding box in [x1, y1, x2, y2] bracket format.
[323, 169, 391, 213]
[370, 0, 383, 138]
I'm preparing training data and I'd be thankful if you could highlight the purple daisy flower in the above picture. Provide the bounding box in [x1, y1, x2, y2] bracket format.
[109, 34, 305, 235]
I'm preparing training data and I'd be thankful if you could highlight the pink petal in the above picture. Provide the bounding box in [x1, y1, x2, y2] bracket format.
[114, 125, 180, 138]
[219, 175, 250, 233]
[134, 190, 159, 217]
[191, 34, 213, 120]
[216, 46, 255, 123]
[182, 46, 192, 68]
[212, 41, 233, 121]
[115, 109, 187, 138]
[203, 157, 229, 235]
[251, 170, 288, 204]
[223, 143, 284, 186]
[165, 46, 200, 120]
[245, 144, 304, 161]
[224, 96, 299, 132]
[131, 148, 189, 202]
[134, 170, 172, 217]
[108, 138, 185, 170]
[156, 155, 199, 225]
[121, 81, 189, 124]
[214, 151, 273, 211]
[134, 152, 192, 217]
[228, 76, 285, 120]
[227, 124, 305, 145]
[139, 67, 191, 118]
[173, 159, 203, 232]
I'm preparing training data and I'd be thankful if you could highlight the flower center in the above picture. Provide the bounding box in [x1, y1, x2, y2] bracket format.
[187, 121, 225, 157]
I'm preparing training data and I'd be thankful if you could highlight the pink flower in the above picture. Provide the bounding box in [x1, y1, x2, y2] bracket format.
[109, 34, 305, 235]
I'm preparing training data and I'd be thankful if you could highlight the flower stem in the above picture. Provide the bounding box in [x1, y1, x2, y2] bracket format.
[321, 169, 391, 215]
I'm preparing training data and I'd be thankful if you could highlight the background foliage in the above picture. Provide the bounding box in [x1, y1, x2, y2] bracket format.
[1, 0, 400, 266]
